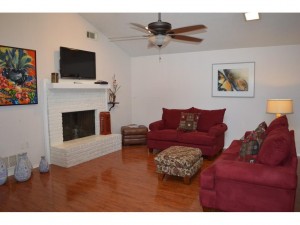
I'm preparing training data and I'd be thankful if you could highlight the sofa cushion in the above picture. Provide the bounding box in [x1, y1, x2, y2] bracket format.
[177, 112, 200, 131]
[147, 129, 178, 142]
[266, 115, 288, 134]
[177, 131, 215, 146]
[162, 108, 192, 129]
[258, 127, 291, 166]
[191, 107, 226, 131]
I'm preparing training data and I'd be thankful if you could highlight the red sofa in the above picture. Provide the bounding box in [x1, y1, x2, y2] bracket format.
[147, 107, 227, 158]
[200, 115, 298, 211]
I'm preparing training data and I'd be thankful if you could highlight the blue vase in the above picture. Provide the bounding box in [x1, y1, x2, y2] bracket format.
[14, 153, 31, 182]
[39, 156, 49, 173]
[0, 158, 8, 185]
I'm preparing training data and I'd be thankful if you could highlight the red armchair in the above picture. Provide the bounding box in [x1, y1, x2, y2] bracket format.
[147, 107, 227, 158]
[200, 116, 298, 211]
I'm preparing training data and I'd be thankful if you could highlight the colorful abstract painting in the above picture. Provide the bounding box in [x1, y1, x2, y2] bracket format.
[212, 62, 255, 97]
[0, 45, 37, 106]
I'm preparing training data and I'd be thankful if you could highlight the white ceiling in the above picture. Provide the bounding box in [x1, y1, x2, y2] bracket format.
[80, 13, 300, 57]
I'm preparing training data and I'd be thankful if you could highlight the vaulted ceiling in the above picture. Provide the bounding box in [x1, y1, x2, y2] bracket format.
[80, 13, 300, 57]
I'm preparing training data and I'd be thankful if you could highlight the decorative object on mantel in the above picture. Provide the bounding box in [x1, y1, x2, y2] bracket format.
[266, 99, 293, 118]
[51, 72, 59, 83]
[108, 102, 119, 111]
[212, 62, 255, 98]
[0, 45, 38, 106]
[100, 111, 112, 135]
[0, 157, 8, 185]
[39, 156, 49, 173]
[108, 74, 121, 103]
[14, 153, 31, 182]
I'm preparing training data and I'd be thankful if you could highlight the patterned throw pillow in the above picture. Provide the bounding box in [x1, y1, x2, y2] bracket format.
[239, 121, 267, 161]
[254, 121, 267, 147]
[178, 112, 200, 132]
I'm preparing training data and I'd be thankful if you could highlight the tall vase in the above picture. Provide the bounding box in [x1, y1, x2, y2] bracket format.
[39, 156, 49, 173]
[0, 157, 8, 185]
[14, 153, 31, 182]
[23, 152, 33, 173]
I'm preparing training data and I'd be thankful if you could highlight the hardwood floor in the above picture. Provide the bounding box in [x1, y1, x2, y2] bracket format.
[0, 145, 299, 212]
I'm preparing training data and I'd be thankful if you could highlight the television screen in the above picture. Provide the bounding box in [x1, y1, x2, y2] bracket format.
[60, 47, 96, 80]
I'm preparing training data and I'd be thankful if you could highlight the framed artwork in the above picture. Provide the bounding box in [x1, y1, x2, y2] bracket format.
[0, 45, 38, 106]
[212, 62, 255, 97]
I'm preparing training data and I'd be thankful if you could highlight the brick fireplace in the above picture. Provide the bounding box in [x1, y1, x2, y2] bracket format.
[44, 80, 121, 168]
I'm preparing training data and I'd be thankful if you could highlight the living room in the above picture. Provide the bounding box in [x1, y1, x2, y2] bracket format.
[0, 1, 300, 224]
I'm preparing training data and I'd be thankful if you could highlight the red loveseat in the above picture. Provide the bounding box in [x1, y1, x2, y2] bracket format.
[200, 115, 298, 211]
[147, 107, 227, 158]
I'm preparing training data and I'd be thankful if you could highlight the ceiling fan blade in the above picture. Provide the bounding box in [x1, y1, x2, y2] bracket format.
[170, 35, 203, 43]
[147, 41, 156, 49]
[109, 35, 149, 42]
[130, 23, 152, 33]
[168, 25, 207, 34]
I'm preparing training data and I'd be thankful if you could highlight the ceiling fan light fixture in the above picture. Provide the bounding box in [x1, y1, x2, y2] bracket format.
[245, 12, 260, 21]
[149, 34, 171, 47]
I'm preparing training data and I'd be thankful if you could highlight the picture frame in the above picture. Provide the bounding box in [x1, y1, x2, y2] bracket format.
[212, 62, 255, 97]
[0, 45, 38, 106]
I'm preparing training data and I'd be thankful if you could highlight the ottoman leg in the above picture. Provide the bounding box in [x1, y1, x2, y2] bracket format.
[158, 173, 165, 181]
[184, 175, 191, 184]
[149, 148, 154, 154]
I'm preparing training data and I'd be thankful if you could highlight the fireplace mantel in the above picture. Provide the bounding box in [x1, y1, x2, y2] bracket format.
[48, 83, 110, 90]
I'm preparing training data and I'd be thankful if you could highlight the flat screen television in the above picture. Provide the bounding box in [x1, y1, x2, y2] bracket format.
[60, 47, 96, 80]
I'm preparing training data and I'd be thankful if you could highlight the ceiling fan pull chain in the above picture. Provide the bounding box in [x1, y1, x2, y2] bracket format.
[158, 47, 162, 63]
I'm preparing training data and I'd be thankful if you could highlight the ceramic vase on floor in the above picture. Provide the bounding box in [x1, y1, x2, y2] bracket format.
[14, 153, 31, 182]
[39, 156, 49, 173]
[0, 157, 8, 185]
[23, 152, 33, 173]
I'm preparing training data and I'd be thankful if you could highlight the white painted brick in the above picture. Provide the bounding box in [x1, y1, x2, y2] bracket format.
[47, 87, 120, 168]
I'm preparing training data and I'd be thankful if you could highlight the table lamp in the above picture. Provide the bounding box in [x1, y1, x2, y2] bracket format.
[266, 99, 293, 118]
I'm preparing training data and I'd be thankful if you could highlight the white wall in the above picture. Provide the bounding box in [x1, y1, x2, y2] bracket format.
[131, 45, 300, 155]
[0, 13, 132, 167]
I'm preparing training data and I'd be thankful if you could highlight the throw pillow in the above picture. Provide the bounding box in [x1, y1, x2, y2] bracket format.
[258, 127, 291, 166]
[254, 121, 267, 147]
[177, 112, 200, 132]
[239, 132, 260, 158]
[266, 115, 288, 135]
[162, 108, 193, 129]
[191, 107, 226, 132]
[239, 121, 267, 162]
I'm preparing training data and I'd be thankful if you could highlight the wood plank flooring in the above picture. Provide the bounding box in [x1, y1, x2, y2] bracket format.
[0, 145, 299, 212]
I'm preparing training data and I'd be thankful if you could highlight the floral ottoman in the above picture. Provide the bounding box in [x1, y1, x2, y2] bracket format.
[154, 146, 203, 184]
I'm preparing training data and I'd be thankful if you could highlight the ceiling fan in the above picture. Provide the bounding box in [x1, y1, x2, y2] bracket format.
[109, 13, 207, 48]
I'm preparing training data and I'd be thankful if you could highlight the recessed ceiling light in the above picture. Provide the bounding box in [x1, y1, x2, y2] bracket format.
[245, 12, 260, 21]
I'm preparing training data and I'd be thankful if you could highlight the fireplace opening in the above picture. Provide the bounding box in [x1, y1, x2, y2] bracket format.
[62, 110, 95, 141]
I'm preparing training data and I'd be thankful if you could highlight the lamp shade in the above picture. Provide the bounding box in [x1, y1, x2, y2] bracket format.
[266, 99, 293, 117]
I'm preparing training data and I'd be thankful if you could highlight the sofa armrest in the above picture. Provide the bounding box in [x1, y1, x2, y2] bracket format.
[149, 120, 165, 131]
[215, 160, 297, 189]
[208, 123, 228, 137]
